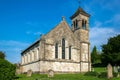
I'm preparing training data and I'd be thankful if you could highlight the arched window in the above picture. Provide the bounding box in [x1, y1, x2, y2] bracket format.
[73, 19, 78, 30]
[85, 20, 87, 27]
[30, 51, 32, 62]
[26, 54, 28, 63]
[36, 48, 39, 60]
[25, 54, 27, 63]
[34, 50, 36, 61]
[75, 19, 78, 29]
[31, 51, 33, 61]
[82, 20, 86, 29]
[22, 55, 24, 64]
[73, 21, 76, 29]
[55, 43, 58, 58]
[62, 38, 65, 59]
[28, 53, 30, 62]
[32, 51, 35, 61]
[69, 46, 71, 59]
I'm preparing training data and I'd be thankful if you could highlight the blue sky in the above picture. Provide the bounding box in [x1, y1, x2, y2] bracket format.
[0, 0, 120, 63]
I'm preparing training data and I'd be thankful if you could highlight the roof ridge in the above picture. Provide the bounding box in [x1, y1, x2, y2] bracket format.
[44, 19, 64, 37]
[70, 7, 90, 19]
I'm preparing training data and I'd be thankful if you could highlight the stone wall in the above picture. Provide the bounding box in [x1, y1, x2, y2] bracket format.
[22, 60, 90, 73]
[81, 43, 89, 61]
[45, 41, 80, 62]
[21, 44, 40, 65]
[80, 43, 90, 72]
[39, 61, 80, 73]
[22, 62, 40, 73]
[74, 29, 88, 43]
[81, 62, 89, 72]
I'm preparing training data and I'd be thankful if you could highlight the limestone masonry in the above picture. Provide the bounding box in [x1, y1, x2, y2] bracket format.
[21, 7, 91, 73]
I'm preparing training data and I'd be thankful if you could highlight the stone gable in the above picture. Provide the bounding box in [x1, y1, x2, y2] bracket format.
[45, 20, 80, 48]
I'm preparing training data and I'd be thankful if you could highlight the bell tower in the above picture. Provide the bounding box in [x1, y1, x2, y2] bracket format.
[70, 7, 91, 72]
[70, 7, 90, 42]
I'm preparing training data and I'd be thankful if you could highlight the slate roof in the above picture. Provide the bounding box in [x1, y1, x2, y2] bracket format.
[21, 40, 40, 55]
[70, 7, 90, 19]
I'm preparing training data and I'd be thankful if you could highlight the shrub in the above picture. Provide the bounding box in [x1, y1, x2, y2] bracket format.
[98, 72, 118, 78]
[98, 72, 107, 78]
[113, 72, 118, 77]
[84, 71, 99, 77]
[0, 59, 16, 80]
[92, 63, 106, 67]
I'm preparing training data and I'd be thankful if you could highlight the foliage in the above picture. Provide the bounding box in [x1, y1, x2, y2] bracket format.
[92, 67, 118, 78]
[91, 46, 101, 65]
[98, 72, 107, 78]
[98, 72, 118, 78]
[0, 59, 16, 80]
[92, 63, 105, 67]
[113, 72, 118, 77]
[84, 71, 99, 77]
[0, 51, 5, 59]
[101, 34, 120, 66]
[91, 46, 97, 64]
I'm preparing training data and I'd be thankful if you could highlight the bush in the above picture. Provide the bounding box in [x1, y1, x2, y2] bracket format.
[113, 72, 118, 77]
[92, 63, 106, 67]
[0, 59, 16, 80]
[84, 71, 99, 77]
[98, 72, 118, 78]
[98, 72, 107, 78]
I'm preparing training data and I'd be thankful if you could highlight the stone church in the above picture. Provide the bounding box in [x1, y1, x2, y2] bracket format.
[21, 7, 91, 73]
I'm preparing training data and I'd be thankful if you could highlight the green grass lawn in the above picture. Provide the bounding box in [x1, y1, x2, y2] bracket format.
[16, 67, 120, 80]
[16, 73, 105, 80]
[94, 67, 106, 73]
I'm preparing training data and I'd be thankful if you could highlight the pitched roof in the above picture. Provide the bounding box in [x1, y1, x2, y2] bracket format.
[21, 40, 40, 55]
[70, 7, 90, 19]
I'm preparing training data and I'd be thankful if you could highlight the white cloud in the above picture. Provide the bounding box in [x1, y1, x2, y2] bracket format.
[90, 27, 116, 47]
[0, 40, 30, 63]
[0, 40, 29, 47]
[90, 21, 120, 51]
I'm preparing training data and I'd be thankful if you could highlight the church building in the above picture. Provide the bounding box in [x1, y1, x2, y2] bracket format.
[21, 7, 91, 73]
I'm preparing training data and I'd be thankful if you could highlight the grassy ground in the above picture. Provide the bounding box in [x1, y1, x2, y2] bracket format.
[16, 73, 106, 80]
[94, 67, 106, 72]
[16, 67, 120, 80]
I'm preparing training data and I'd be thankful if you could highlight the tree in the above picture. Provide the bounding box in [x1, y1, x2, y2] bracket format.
[0, 59, 16, 80]
[0, 51, 5, 59]
[0, 51, 16, 80]
[101, 34, 120, 66]
[91, 46, 101, 64]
